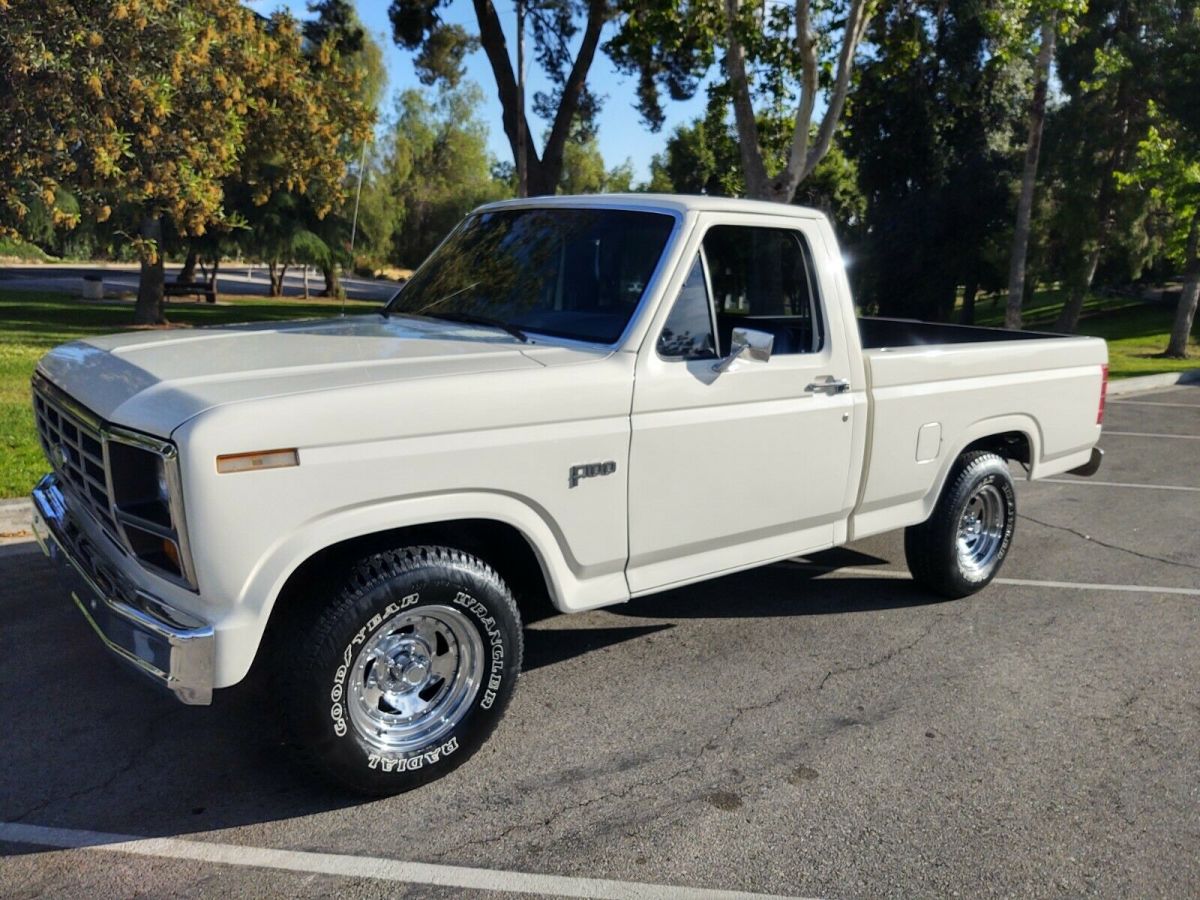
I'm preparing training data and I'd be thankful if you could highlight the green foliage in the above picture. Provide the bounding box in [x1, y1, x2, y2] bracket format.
[388, 0, 611, 195]
[558, 132, 635, 194]
[844, 0, 1028, 321]
[1114, 119, 1198, 270]
[647, 103, 865, 227]
[1111, 5, 1200, 273]
[0, 235, 54, 262]
[608, 0, 876, 202]
[0, 0, 374, 314]
[1036, 0, 1174, 302]
[377, 84, 512, 267]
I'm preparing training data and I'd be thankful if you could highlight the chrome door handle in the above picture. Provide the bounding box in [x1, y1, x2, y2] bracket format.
[805, 378, 851, 395]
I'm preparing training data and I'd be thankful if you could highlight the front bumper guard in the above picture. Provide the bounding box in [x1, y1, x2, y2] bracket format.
[31, 474, 214, 705]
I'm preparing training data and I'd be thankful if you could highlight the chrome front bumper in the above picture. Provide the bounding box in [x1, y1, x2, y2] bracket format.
[31, 474, 214, 705]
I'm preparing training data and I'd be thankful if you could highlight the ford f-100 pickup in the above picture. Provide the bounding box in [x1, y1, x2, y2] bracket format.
[31, 195, 1107, 793]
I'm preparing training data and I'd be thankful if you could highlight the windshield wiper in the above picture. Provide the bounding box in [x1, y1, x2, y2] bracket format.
[382, 280, 478, 320]
[424, 311, 528, 343]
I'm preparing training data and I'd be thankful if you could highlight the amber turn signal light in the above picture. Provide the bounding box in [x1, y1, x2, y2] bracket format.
[216, 448, 299, 474]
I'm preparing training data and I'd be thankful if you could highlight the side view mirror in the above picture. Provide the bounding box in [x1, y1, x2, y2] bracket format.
[713, 327, 773, 373]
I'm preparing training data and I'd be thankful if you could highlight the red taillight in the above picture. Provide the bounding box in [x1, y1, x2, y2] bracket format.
[1097, 364, 1109, 425]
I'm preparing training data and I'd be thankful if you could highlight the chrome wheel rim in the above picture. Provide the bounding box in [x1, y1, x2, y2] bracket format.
[956, 483, 1007, 577]
[347, 605, 484, 754]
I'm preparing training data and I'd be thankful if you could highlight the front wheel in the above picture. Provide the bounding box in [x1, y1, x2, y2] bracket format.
[905, 451, 1016, 598]
[277, 546, 523, 795]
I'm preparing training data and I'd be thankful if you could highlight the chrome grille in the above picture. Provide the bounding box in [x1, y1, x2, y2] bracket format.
[32, 383, 120, 536]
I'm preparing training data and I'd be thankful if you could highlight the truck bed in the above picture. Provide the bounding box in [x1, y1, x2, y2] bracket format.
[847, 321, 1107, 542]
[858, 317, 1061, 350]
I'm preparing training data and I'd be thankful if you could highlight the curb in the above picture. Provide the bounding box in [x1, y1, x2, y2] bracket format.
[1107, 369, 1200, 396]
[0, 497, 32, 538]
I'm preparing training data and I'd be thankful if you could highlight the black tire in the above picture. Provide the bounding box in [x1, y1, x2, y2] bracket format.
[904, 451, 1016, 599]
[276, 545, 523, 795]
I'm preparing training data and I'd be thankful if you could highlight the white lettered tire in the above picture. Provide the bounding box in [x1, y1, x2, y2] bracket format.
[277, 546, 523, 795]
[904, 451, 1017, 598]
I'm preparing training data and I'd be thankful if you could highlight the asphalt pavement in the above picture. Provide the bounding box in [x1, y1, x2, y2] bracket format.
[0, 263, 399, 303]
[1, 385, 1197, 898]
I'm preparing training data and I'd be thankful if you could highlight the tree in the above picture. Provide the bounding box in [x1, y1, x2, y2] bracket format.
[301, 1, 388, 297]
[380, 84, 511, 267]
[389, 0, 611, 197]
[558, 131, 634, 194]
[1042, 0, 1163, 333]
[1152, 3, 1200, 357]
[1003, 14, 1057, 329]
[647, 102, 865, 229]
[608, 0, 877, 204]
[845, 0, 1026, 321]
[1114, 120, 1198, 357]
[0, 0, 372, 323]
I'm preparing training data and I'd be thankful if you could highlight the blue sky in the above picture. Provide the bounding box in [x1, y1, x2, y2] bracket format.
[248, 1, 714, 182]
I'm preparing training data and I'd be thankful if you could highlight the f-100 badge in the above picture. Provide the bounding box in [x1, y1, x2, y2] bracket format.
[569, 461, 617, 488]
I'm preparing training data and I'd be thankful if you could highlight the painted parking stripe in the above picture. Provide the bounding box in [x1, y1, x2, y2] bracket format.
[0, 822, 809, 900]
[1108, 400, 1200, 408]
[1038, 478, 1200, 492]
[1101, 431, 1200, 440]
[796, 564, 1200, 597]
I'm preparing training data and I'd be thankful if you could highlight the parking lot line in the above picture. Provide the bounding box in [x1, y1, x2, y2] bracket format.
[0, 822, 808, 900]
[1101, 431, 1200, 440]
[798, 564, 1200, 597]
[1038, 478, 1200, 492]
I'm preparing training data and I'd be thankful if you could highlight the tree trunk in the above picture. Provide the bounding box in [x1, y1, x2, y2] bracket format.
[268, 260, 286, 297]
[1165, 211, 1200, 358]
[960, 276, 979, 325]
[322, 263, 341, 298]
[1004, 16, 1057, 331]
[208, 256, 220, 303]
[303, 265, 310, 300]
[723, 0, 770, 199]
[470, 0, 606, 196]
[1054, 247, 1101, 332]
[178, 247, 198, 284]
[134, 215, 166, 325]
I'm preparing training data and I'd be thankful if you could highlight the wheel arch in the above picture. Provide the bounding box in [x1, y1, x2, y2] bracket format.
[924, 415, 1040, 520]
[220, 492, 629, 689]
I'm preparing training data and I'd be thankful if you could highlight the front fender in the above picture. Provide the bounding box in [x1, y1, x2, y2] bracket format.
[213, 491, 630, 687]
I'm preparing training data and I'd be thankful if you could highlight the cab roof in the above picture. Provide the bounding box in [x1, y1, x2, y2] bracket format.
[474, 192, 825, 220]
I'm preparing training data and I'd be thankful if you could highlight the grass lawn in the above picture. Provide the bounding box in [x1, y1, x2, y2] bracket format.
[969, 287, 1199, 378]
[1, 285, 1196, 499]
[0, 289, 375, 499]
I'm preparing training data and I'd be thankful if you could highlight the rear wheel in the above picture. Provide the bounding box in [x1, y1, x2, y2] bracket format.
[276, 545, 522, 795]
[905, 451, 1016, 598]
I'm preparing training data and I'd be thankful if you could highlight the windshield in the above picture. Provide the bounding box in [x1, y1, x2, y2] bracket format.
[385, 207, 676, 344]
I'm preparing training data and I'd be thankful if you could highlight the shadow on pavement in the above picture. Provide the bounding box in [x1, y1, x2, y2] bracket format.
[618, 546, 939, 620]
[0, 542, 934, 847]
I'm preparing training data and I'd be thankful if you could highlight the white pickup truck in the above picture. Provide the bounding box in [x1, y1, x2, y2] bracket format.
[31, 195, 1107, 793]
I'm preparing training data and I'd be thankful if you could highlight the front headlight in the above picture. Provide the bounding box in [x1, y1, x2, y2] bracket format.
[106, 429, 196, 589]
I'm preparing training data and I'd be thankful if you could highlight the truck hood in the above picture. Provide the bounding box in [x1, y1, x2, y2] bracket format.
[36, 314, 609, 436]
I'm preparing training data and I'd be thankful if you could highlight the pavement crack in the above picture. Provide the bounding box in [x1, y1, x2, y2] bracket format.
[445, 681, 799, 857]
[1020, 513, 1200, 572]
[8, 705, 183, 824]
[817, 617, 939, 690]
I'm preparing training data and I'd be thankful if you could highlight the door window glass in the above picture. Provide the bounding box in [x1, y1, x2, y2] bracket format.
[657, 254, 716, 360]
[702, 226, 824, 354]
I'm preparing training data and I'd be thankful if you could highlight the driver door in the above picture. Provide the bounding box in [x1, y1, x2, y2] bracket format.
[625, 216, 858, 594]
